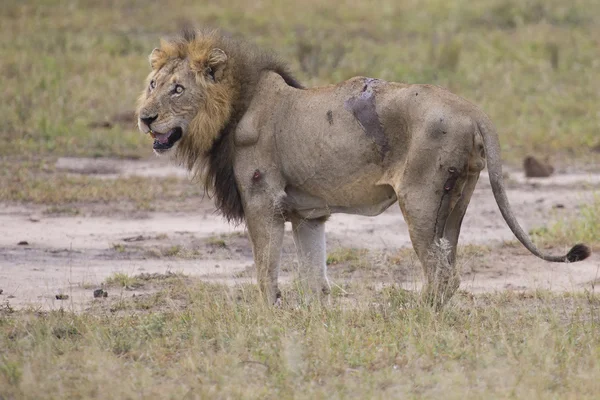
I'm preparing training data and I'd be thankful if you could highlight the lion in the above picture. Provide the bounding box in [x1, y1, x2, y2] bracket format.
[136, 29, 591, 307]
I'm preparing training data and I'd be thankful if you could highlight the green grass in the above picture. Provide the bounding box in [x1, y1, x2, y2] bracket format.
[103, 272, 141, 288]
[1, 279, 600, 398]
[326, 248, 368, 266]
[1, 0, 599, 162]
[207, 235, 229, 248]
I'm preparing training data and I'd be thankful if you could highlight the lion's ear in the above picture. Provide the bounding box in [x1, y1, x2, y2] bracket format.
[208, 48, 228, 66]
[148, 48, 165, 70]
[205, 48, 228, 81]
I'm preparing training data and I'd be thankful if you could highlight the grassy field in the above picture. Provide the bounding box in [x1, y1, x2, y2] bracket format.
[1, 0, 599, 206]
[1, 277, 600, 399]
[1, 0, 600, 398]
[1, 0, 599, 161]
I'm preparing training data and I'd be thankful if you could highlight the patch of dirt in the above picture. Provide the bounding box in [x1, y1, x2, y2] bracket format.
[1, 157, 599, 310]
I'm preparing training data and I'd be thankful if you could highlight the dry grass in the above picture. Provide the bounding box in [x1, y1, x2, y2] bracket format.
[1, 277, 600, 399]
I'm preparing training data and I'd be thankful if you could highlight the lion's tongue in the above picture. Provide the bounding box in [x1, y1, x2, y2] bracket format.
[155, 132, 170, 144]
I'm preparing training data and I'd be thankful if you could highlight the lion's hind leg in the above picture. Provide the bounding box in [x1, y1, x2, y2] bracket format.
[396, 163, 473, 308]
[443, 170, 480, 264]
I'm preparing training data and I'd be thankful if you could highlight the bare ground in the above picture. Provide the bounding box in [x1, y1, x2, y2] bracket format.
[1, 157, 599, 310]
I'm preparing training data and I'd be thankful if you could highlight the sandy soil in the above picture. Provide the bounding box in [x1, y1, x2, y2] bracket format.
[1, 157, 599, 310]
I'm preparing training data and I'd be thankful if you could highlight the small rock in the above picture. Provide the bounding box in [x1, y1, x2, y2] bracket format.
[523, 156, 554, 178]
[29, 214, 41, 222]
[215, 264, 220, 269]
[55, 294, 69, 300]
[17, 241, 29, 246]
[93, 289, 108, 298]
[8, 295, 15, 299]
[0, 289, 3, 295]
[553, 203, 565, 209]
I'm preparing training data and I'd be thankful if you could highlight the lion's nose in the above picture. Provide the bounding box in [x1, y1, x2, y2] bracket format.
[140, 114, 158, 127]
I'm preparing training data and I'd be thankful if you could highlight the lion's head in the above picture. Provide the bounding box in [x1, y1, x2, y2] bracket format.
[136, 29, 302, 223]
[136, 30, 234, 156]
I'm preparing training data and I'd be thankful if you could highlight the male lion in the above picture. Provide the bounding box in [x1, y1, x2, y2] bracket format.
[136, 29, 590, 306]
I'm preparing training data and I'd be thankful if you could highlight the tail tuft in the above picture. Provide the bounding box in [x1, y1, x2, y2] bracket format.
[566, 244, 591, 262]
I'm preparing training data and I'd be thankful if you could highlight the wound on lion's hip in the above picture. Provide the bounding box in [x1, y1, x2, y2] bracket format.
[344, 78, 389, 159]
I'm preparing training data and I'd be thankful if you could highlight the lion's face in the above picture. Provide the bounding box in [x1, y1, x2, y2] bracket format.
[137, 59, 202, 154]
[137, 44, 230, 155]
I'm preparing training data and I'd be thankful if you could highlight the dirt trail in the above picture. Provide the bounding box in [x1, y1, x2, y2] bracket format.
[1, 157, 598, 310]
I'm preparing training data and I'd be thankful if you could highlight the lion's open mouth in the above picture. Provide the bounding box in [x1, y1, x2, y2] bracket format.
[150, 127, 183, 151]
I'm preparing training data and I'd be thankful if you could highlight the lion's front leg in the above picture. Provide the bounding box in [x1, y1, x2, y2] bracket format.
[291, 216, 331, 303]
[246, 211, 285, 305]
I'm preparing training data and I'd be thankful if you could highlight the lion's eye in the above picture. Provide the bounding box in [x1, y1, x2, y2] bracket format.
[174, 84, 184, 94]
[150, 80, 156, 89]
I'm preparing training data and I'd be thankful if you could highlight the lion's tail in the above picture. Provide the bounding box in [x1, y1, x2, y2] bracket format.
[476, 117, 591, 263]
